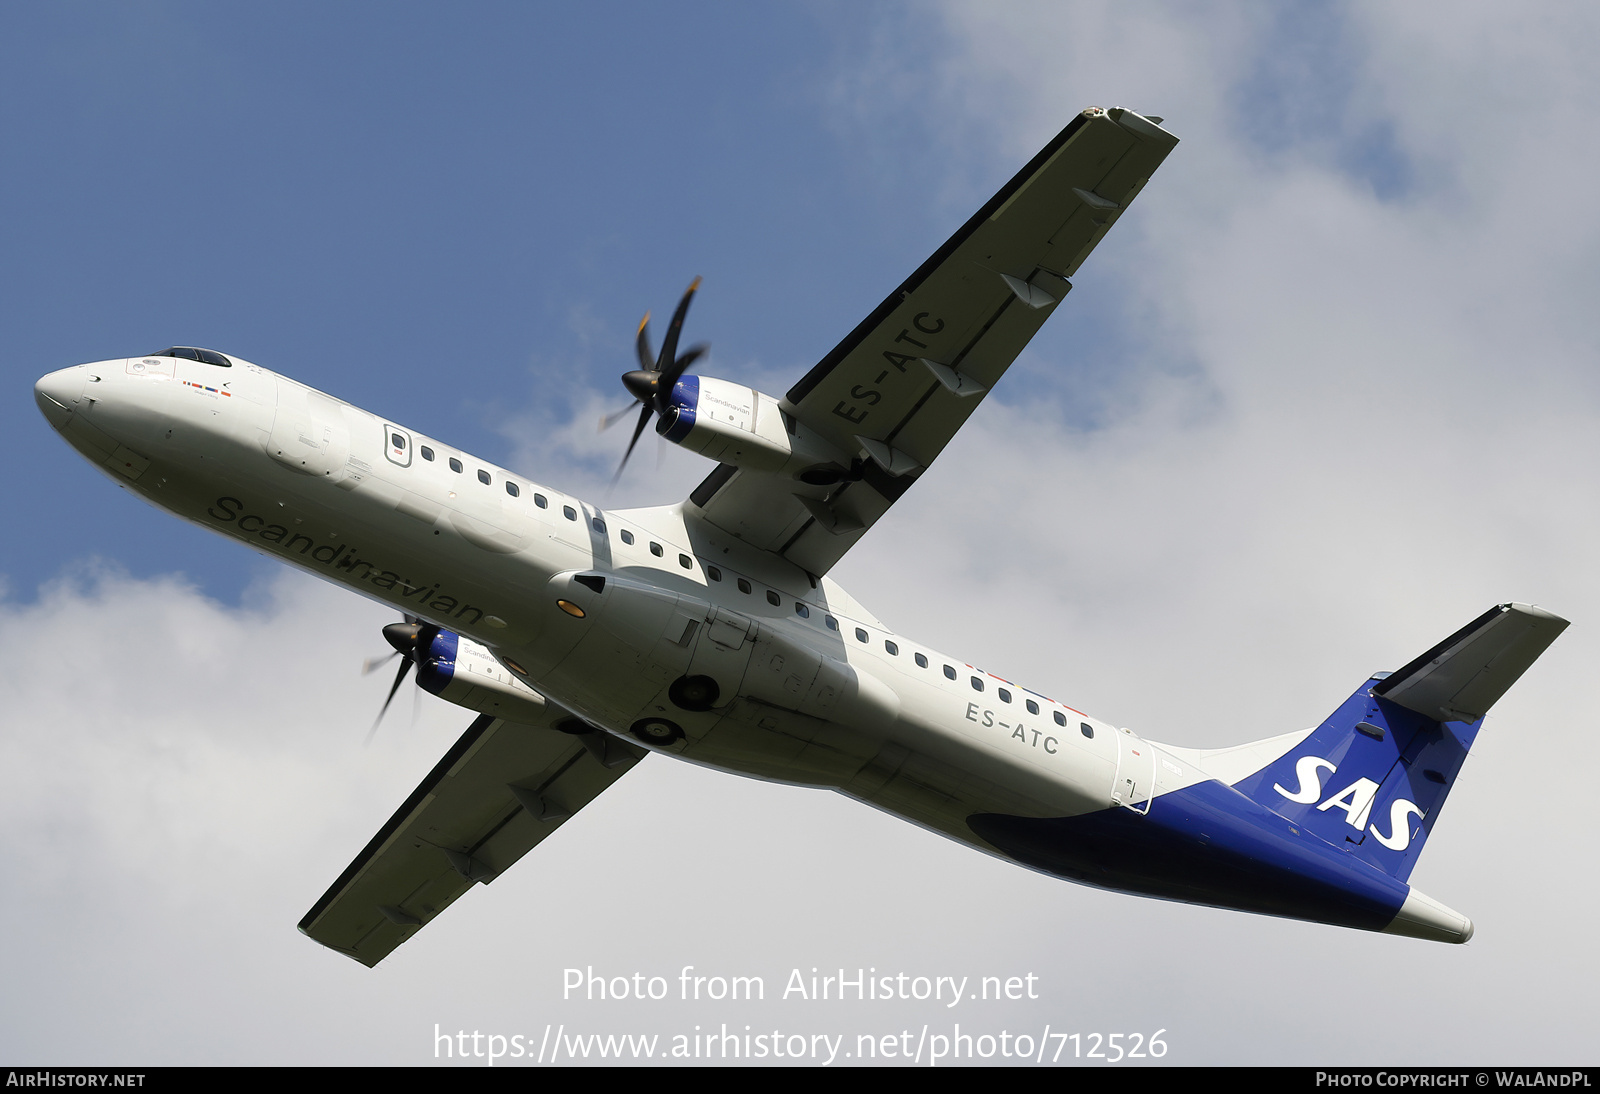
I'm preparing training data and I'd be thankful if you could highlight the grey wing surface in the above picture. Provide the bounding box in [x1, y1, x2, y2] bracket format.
[687, 107, 1178, 576]
[299, 710, 645, 967]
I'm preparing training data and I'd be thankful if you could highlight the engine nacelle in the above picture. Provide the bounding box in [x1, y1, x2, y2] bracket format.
[415, 629, 549, 724]
[657, 375, 846, 478]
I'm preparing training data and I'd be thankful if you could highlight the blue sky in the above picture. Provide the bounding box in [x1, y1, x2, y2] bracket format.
[5, 2, 1600, 1067]
[4, 2, 985, 600]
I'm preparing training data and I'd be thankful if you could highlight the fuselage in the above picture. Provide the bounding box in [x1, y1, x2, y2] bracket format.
[35, 350, 1477, 944]
[33, 354, 1181, 837]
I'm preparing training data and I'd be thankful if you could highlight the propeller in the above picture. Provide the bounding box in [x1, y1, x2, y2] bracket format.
[601, 277, 708, 482]
[362, 614, 437, 745]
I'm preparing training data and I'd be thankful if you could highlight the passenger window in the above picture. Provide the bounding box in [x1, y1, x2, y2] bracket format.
[563, 506, 577, 521]
[1053, 711, 1066, 727]
[737, 578, 752, 594]
[943, 665, 956, 680]
[650, 542, 664, 557]
[679, 554, 692, 569]
[592, 518, 607, 534]
[765, 590, 780, 606]
[971, 677, 983, 692]
[795, 603, 810, 618]
[998, 688, 1011, 703]
[621, 530, 635, 545]
[421, 446, 435, 461]
[855, 628, 868, 643]
[884, 640, 898, 655]
[505, 481, 519, 497]
[534, 494, 548, 508]
[1080, 722, 1094, 739]
[914, 653, 928, 668]
[449, 457, 463, 473]
[1026, 699, 1039, 715]
[478, 470, 491, 485]
[706, 565, 721, 580]
[824, 615, 838, 630]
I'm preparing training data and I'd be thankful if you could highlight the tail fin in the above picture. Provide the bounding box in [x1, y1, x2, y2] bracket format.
[1232, 603, 1567, 882]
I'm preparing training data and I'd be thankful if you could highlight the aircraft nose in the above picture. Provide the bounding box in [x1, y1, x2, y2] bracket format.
[34, 366, 87, 429]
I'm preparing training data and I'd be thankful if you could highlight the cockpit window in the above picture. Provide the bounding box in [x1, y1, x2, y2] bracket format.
[152, 347, 231, 367]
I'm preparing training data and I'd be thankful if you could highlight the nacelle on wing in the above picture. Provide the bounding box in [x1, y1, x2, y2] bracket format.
[657, 376, 847, 480]
[415, 629, 548, 725]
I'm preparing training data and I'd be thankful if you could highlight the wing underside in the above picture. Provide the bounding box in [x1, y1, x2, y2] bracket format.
[299, 710, 645, 967]
[688, 107, 1179, 576]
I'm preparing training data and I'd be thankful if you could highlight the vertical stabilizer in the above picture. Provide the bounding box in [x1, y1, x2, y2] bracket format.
[1232, 604, 1566, 882]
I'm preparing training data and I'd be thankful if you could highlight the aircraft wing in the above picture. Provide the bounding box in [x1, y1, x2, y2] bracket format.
[299, 710, 646, 967]
[686, 107, 1178, 576]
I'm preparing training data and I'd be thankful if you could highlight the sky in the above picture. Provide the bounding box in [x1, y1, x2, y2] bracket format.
[3, 1, 1598, 1067]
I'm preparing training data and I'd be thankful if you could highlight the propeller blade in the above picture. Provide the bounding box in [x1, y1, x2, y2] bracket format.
[599, 401, 642, 431]
[674, 344, 707, 372]
[654, 277, 701, 388]
[362, 650, 399, 676]
[366, 657, 414, 746]
[612, 402, 654, 484]
[635, 312, 654, 373]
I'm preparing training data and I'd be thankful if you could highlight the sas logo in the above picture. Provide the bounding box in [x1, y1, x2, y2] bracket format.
[1274, 756, 1427, 852]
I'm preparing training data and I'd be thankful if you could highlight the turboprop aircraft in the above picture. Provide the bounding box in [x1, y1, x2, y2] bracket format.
[32, 107, 1568, 966]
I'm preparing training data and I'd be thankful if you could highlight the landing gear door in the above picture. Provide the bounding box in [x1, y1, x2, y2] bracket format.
[703, 606, 756, 651]
[684, 606, 757, 710]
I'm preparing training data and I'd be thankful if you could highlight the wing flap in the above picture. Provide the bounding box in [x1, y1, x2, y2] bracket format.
[299, 711, 645, 967]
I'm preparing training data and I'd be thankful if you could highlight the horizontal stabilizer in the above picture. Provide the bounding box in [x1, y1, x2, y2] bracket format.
[1373, 603, 1568, 724]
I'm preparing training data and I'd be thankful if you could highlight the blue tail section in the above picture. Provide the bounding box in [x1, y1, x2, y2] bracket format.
[1233, 603, 1567, 882]
[967, 603, 1565, 940]
[1231, 681, 1474, 882]
[968, 779, 1415, 932]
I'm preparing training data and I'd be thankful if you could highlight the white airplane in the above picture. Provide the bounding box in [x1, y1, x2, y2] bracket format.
[33, 107, 1567, 966]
